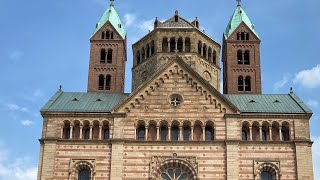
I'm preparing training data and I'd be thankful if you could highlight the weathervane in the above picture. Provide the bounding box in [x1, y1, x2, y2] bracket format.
[237, 0, 241, 6]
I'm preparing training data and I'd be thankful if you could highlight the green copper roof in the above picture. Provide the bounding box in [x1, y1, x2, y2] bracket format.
[223, 93, 312, 114]
[93, 3, 126, 39]
[41, 90, 129, 113]
[224, 5, 259, 39]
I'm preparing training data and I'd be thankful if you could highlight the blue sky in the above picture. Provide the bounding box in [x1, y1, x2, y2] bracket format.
[0, 0, 319, 179]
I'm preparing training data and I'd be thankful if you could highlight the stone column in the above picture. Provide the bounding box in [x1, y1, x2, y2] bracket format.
[134, 125, 137, 140]
[279, 126, 283, 141]
[175, 38, 178, 51]
[168, 41, 170, 52]
[168, 127, 171, 141]
[110, 141, 124, 180]
[156, 126, 160, 141]
[145, 126, 148, 141]
[60, 126, 64, 139]
[99, 125, 103, 140]
[226, 141, 239, 180]
[70, 125, 73, 139]
[191, 126, 194, 141]
[89, 125, 93, 140]
[201, 43, 204, 56]
[202, 126, 206, 141]
[249, 126, 253, 141]
[269, 127, 273, 141]
[259, 126, 262, 141]
[179, 126, 183, 141]
[144, 48, 147, 60]
[182, 38, 185, 52]
[79, 125, 83, 140]
[210, 49, 213, 62]
[149, 45, 152, 56]
[206, 47, 209, 59]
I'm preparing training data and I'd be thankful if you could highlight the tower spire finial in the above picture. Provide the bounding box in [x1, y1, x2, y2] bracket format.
[237, 0, 241, 6]
[110, 0, 114, 6]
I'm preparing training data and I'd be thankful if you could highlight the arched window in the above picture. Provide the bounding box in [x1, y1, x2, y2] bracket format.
[171, 126, 179, 141]
[100, 49, 106, 63]
[98, 75, 104, 90]
[238, 76, 244, 92]
[237, 33, 240, 40]
[137, 126, 145, 140]
[213, 50, 217, 64]
[107, 49, 112, 63]
[104, 128, 109, 140]
[110, 32, 114, 39]
[203, 44, 207, 58]
[245, 76, 251, 91]
[106, 31, 110, 39]
[208, 48, 212, 62]
[151, 41, 155, 55]
[261, 171, 273, 180]
[175, 15, 179, 22]
[281, 124, 290, 141]
[177, 37, 183, 52]
[146, 44, 150, 58]
[242, 130, 248, 141]
[142, 48, 146, 60]
[183, 126, 190, 141]
[136, 50, 141, 65]
[101, 32, 105, 39]
[148, 124, 157, 141]
[262, 130, 267, 141]
[193, 125, 202, 141]
[170, 37, 175, 52]
[241, 32, 245, 40]
[161, 126, 168, 141]
[162, 38, 168, 52]
[237, 50, 243, 64]
[65, 127, 70, 139]
[185, 38, 191, 52]
[78, 169, 90, 180]
[244, 50, 250, 64]
[105, 75, 111, 90]
[198, 41, 202, 55]
[205, 126, 213, 141]
[84, 128, 90, 140]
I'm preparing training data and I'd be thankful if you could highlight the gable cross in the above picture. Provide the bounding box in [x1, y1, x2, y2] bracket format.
[237, 0, 241, 5]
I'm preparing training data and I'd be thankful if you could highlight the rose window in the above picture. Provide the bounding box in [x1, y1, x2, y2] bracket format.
[161, 168, 189, 180]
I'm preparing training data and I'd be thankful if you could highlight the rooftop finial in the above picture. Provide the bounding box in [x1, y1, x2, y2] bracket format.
[110, 0, 114, 6]
[237, 0, 241, 6]
[290, 87, 294, 94]
[59, 85, 62, 91]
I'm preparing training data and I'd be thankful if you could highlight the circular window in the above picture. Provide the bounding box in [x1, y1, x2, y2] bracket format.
[161, 168, 189, 180]
[169, 94, 183, 108]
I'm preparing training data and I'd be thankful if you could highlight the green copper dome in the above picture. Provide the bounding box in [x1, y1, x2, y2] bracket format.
[224, 5, 259, 39]
[93, 2, 126, 39]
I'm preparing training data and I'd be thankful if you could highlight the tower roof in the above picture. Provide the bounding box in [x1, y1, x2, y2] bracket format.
[93, 1, 126, 39]
[224, 4, 259, 39]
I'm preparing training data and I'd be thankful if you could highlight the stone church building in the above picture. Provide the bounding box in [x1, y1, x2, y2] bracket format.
[37, 1, 314, 180]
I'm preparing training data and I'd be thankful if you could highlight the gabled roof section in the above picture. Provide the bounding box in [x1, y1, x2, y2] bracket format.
[41, 91, 129, 113]
[223, 93, 312, 114]
[156, 11, 195, 28]
[224, 4, 259, 39]
[113, 56, 240, 113]
[92, 2, 126, 39]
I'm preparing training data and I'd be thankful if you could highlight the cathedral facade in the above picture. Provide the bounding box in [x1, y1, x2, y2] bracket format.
[37, 1, 314, 180]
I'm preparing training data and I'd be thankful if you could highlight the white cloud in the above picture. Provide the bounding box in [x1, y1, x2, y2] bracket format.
[5, 103, 29, 113]
[137, 19, 154, 32]
[294, 64, 320, 88]
[312, 136, 320, 179]
[308, 100, 319, 108]
[9, 50, 24, 60]
[20, 120, 34, 126]
[124, 14, 136, 27]
[0, 144, 37, 180]
[273, 74, 290, 91]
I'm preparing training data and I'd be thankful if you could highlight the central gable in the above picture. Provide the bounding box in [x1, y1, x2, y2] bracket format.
[114, 57, 239, 115]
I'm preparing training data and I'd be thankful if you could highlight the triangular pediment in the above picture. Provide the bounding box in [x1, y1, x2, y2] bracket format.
[90, 21, 125, 41]
[227, 21, 260, 41]
[113, 56, 239, 114]
[159, 16, 194, 28]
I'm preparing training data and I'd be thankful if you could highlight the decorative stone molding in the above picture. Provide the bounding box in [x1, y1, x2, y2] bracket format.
[149, 153, 199, 180]
[254, 161, 281, 180]
[69, 159, 96, 180]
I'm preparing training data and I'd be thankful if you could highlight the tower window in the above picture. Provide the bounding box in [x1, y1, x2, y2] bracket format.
[244, 50, 250, 64]
[213, 50, 217, 64]
[237, 50, 243, 64]
[238, 76, 244, 92]
[106, 31, 110, 39]
[245, 76, 251, 91]
[185, 38, 191, 52]
[100, 49, 106, 63]
[111, 32, 114, 39]
[162, 38, 168, 52]
[170, 37, 175, 52]
[241, 32, 245, 40]
[246, 33, 250, 40]
[102, 32, 105, 39]
[98, 75, 104, 90]
[107, 49, 113, 63]
[177, 37, 183, 52]
[175, 15, 179, 22]
[136, 50, 141, 64]
[146, 44, 150, 58]
[105, 75, 111, 90]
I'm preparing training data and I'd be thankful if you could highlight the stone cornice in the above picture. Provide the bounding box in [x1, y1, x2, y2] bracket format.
[224, 113, 312, 119]
[41, 112, 126, 118]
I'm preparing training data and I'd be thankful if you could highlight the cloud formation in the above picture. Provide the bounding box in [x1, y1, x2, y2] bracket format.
[5, 103, 29, 113]
[9, 50, 24, 60]
[308, 100, 319, 108]
[273, 74, 290, 91]
[124, 14, 136, 27]
[294, 65, 320, 88]
[20, 120, 34, 126]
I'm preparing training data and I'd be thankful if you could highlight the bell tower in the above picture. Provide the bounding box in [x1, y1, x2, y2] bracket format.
[87, 0, 127, 93]
[222, 1, 261, 94]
